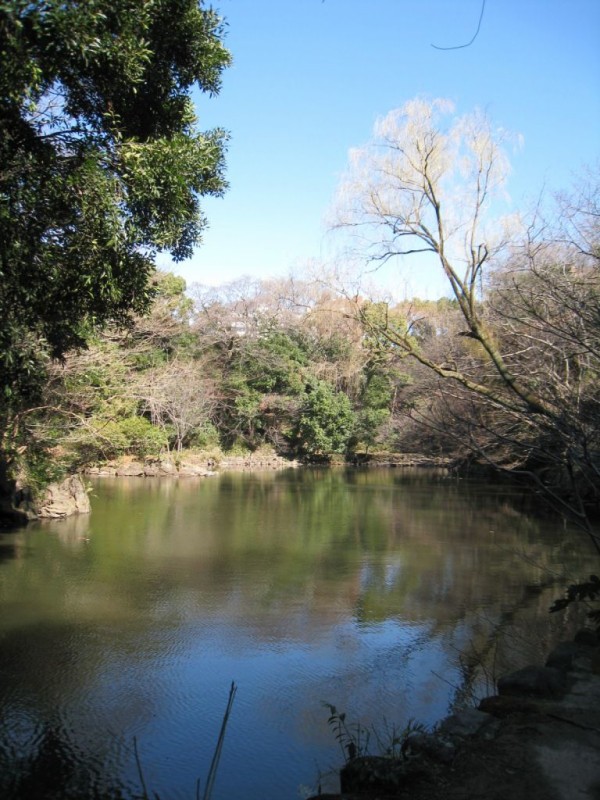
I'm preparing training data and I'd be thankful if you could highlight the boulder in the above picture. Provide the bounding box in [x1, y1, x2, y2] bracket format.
[142, 464, 160, 476]
[546, 640, 596, 673]
[497, 665, 567, 698]
[115, 461, 145, 476]
[478, 694, 543, 718]
[157, 460, 178, 475]
[37, 475, 91, 518]
[436, 708, 498, 740]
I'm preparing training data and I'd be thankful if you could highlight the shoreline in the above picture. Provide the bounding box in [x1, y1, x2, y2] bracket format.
[3, 454, 454, 527]
[84, 452, 455, 479]
[84, 453, 300, 477]
[308, 630, 600, 799]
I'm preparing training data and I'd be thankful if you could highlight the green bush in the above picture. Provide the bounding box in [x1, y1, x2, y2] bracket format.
[188, 422, 221, 449]
[19, 448, 69, 498]
[71, 415, 167, 461]
[117, 417, 168, 457]
[295, 381, 356, 456]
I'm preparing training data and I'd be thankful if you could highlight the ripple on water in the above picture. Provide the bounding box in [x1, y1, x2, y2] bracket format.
[0, 703, 45, 759]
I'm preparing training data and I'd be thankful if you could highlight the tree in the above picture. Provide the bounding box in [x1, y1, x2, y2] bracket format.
[0, 0, 230, 440]
[334, 98, 600, 547]
[294, 380, 356, 457]
[136, 359, 218, 452]
[11, 272, 202, 468]
[333, 98, 521, 411]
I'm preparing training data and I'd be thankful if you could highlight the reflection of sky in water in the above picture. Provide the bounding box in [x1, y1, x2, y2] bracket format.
[0, 469, 593, 799]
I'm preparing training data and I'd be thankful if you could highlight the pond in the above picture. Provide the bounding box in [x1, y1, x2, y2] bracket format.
[0, 467, 594, 799]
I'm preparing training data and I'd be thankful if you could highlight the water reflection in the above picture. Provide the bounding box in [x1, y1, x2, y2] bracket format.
[0, 468, 594, 799]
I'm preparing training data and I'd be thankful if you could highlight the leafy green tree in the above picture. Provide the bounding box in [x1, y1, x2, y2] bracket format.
[246, 330, 309, 395]
[0, 0, 230, 436]
[295, 380, 356, 457]
[353, 373, 394, 452]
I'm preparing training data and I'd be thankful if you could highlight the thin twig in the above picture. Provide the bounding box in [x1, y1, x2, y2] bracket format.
[203, 681, 237, 800]
[133, 736, 150, 800]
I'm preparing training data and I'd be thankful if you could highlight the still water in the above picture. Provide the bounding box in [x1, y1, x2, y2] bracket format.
[0, 468, 594, 799]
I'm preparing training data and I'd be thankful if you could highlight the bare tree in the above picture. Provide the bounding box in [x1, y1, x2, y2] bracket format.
[136, 359, 218, 452]
[333, 98, 600, 548]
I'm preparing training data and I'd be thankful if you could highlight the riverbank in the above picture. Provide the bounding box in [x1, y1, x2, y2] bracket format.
[84, 450, 456, 478]
[1, 452, 297, 526]
[1, 450, 453, 527]
[85, 451, 300, 477]
[310, 630, 600, 800]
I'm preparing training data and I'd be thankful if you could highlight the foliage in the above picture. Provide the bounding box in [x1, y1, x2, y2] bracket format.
[322, 703, 432, 797]
[60, 415, 167, 463]
[353, 406, 391, 452]
[324, 703, 371, 762]
[295, 381, 356, 456]
[188, 422, 221, 450]
[245, 330, 308, 395]
[324, 703, 419, 762]
[0, 0, 230, 428]
[28, 270, 408, 468]
[18, 444, 69, 499]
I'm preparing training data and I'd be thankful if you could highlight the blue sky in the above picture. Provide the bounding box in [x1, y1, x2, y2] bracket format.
[162, 0, 600, 298]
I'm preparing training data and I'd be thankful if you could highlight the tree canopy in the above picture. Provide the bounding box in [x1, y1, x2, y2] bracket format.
[0, 0, 230, 421]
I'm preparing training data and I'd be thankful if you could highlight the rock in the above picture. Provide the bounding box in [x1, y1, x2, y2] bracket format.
[157, 460, 178, 476]
[478, 694, 543, 718]
[177, 464, 209, 477]
[142, 464, 160, 476]
[0, 503, 30, 529]
[497, 665, 568, 698]
[115, 461, 145, 476]
[404, 732, 456, 763]
[574, 628, 599, 647]
[322, 633, 600, 800]
[37, 475, 91, 518]
[340, 755, 413, 795]
[546, 640, 596, 673]
[437, 708, 499, 740]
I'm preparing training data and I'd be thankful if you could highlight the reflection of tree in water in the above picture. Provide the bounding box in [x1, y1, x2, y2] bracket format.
[1, 716, 128, 800]
[11, 718, 79, 799]
[0, 469, 594, 798]
[0, 622, 145, 800]
[445, 577, 587, 711]
[0, 540, 17, 564]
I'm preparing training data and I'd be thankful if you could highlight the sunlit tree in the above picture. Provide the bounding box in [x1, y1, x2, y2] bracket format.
[333, 98, 600, 545]
[0, 0, 230, 453]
